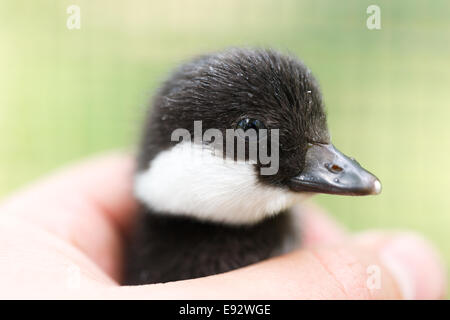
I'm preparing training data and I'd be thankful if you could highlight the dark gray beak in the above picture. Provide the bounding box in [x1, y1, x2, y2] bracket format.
[289, 143, 381, 196]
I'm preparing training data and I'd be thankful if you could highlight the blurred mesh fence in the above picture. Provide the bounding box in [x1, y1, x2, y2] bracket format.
[1, 0, 449, 290]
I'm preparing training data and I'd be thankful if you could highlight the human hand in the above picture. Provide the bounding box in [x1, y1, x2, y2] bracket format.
[0, 154, 445, 299]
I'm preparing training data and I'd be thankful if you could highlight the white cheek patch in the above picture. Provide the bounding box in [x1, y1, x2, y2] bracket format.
[134, 143, 306, 225]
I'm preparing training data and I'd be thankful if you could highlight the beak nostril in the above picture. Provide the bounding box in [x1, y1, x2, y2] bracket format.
[325, 163, 343, 174]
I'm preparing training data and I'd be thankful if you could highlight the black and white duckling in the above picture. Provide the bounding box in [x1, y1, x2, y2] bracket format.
[124, 48, 381, 285]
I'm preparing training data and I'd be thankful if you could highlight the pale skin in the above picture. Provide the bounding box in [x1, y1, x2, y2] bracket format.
[0, 153, 446, 299]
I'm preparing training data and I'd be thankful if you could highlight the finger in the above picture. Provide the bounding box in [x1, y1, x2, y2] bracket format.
[0, 152, 137, 281]
[105, 231, 446, 299]
[0, 152, 137, 231]
[355, 231, 447, 299]
[292, 201, 347, 247]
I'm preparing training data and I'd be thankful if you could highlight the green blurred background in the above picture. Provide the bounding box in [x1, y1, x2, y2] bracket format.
[1, 0, 449, 292]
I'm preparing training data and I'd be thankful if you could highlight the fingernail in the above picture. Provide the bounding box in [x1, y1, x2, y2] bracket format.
[380, 233, 446, 299]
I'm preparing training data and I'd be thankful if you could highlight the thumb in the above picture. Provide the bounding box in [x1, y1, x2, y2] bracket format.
[351, 232, 446, 299]
[106, 232, 445, 299]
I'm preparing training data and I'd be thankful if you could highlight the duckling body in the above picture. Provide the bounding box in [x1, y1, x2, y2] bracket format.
[125, 209, 298, 284]
[124, 48, 380, 285]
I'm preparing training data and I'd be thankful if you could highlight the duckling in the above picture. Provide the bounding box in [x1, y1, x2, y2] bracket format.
[124, 48, 381, 285]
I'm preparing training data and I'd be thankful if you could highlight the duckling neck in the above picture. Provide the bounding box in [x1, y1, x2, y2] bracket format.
[135, 142, 306, 225]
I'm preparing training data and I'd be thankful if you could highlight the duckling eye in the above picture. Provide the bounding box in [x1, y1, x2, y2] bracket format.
[236, 118, 265, 131]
